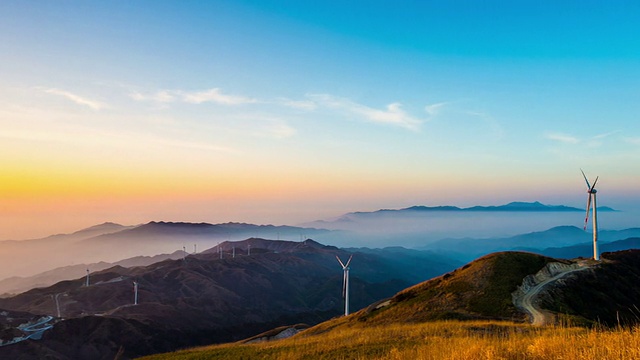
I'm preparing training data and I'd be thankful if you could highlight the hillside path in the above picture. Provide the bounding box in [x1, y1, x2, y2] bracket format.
[521, 262, 590, 326]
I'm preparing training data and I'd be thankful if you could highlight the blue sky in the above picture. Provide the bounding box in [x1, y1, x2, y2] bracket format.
[1, 1, 639, 239]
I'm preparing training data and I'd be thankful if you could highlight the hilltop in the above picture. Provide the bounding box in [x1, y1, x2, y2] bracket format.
[332, 252, 557, 325]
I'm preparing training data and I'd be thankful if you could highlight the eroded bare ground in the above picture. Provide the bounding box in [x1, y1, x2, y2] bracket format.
[512, 259, 594, 326]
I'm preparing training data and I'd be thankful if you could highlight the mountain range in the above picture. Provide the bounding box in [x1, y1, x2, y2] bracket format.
[0, 221, 336, 280]
[422, 225, 640, 262]
[0, 238, 458, 359]
[306, 201, 617, 225]
[1, 232, 639, 359]
[0, 251, 187, 297]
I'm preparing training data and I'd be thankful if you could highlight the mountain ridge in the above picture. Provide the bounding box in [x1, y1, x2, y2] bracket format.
[0, 237, 458, 359]
[354, 201, 616, 217]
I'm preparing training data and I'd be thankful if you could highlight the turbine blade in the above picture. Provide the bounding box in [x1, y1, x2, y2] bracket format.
[580, 169, 591, 189]
[584, 194, 592, 231]
[591, 176, 599, 191]
[336, 255, 345, 268]
[345, 255, 353, 267]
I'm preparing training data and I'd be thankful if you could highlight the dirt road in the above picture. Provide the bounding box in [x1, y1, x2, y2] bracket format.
[520, 264, 590, 326]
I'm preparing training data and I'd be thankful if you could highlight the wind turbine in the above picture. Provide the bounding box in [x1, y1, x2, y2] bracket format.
[336, 255, 353, 316]
[581, 169, 599, 261]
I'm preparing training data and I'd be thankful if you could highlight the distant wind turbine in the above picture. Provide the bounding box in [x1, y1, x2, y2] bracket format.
[336, 255, 353, 316]
[581, 169, 600, 261]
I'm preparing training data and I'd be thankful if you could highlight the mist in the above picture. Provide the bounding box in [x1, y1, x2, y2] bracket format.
[308, 210, 640, 249]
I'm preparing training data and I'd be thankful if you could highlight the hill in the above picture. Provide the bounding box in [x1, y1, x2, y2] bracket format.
[139, 250, 640, 360]
[0, 238, 458, 359]
[348, 252, 556, 324]
[536, 249, 640, 326]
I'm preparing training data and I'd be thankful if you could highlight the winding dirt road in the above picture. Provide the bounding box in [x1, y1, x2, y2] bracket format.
[521, 264, 590, 326]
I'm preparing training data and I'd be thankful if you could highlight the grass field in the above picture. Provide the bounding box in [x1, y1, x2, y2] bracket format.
[138, 320, 640, 360]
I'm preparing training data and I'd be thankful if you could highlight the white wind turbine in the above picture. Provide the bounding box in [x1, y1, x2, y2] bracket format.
[581, 169, 599, 261]
[336, 255, 353, 316]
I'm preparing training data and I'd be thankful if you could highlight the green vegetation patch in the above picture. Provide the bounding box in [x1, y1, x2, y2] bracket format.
[468, 252, 554, 317]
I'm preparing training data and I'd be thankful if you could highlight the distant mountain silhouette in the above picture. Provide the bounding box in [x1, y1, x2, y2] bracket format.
[0, 221, 337, 280]
[540, 237, 640, 259]
[0, 251, 187, 297]
[424, 226, 640, 262]
[332, 202, 617, 220]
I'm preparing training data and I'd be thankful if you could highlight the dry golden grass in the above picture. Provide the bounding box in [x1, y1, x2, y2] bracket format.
[138, 320, 640, 360]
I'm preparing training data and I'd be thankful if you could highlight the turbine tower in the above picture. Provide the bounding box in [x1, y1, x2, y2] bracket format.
[133, 281, 139, 305]
[336, 255, 353, 316]
[581, 169, 599, 261]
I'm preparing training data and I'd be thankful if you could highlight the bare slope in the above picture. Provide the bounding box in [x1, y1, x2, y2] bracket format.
[348, 252, 555, 326]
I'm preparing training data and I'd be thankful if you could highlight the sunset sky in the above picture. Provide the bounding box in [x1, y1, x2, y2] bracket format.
[1, 1, 639, 239]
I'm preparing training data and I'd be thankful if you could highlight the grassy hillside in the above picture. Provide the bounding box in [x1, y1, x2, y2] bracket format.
[139, 250, 640, 359]
[350, 251, 556, 325]
[139, 320, 640, 360]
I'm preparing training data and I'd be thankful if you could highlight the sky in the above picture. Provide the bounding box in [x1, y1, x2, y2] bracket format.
[1, 1, 639, 240]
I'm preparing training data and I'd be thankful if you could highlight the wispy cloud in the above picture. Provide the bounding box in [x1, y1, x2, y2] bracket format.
[545, 132, 580, 144]
[308, 94, 422, 131]
[130, 88, 257, 106]
[425, 102, 448, 116]
[592, 130, 620, 140]
[129, 90, 176, 103]
[41, 88, 106, 110]
[546, 131, 620, 147]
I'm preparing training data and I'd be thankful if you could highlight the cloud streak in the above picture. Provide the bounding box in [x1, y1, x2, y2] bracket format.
[41, 88, 106, 110]
[130, 88, 258, 106]
[308, 94, 423, 131]
[182, 88, 257, 105]
[545, 132, 580, 144]
[425, 102, 448, 116]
